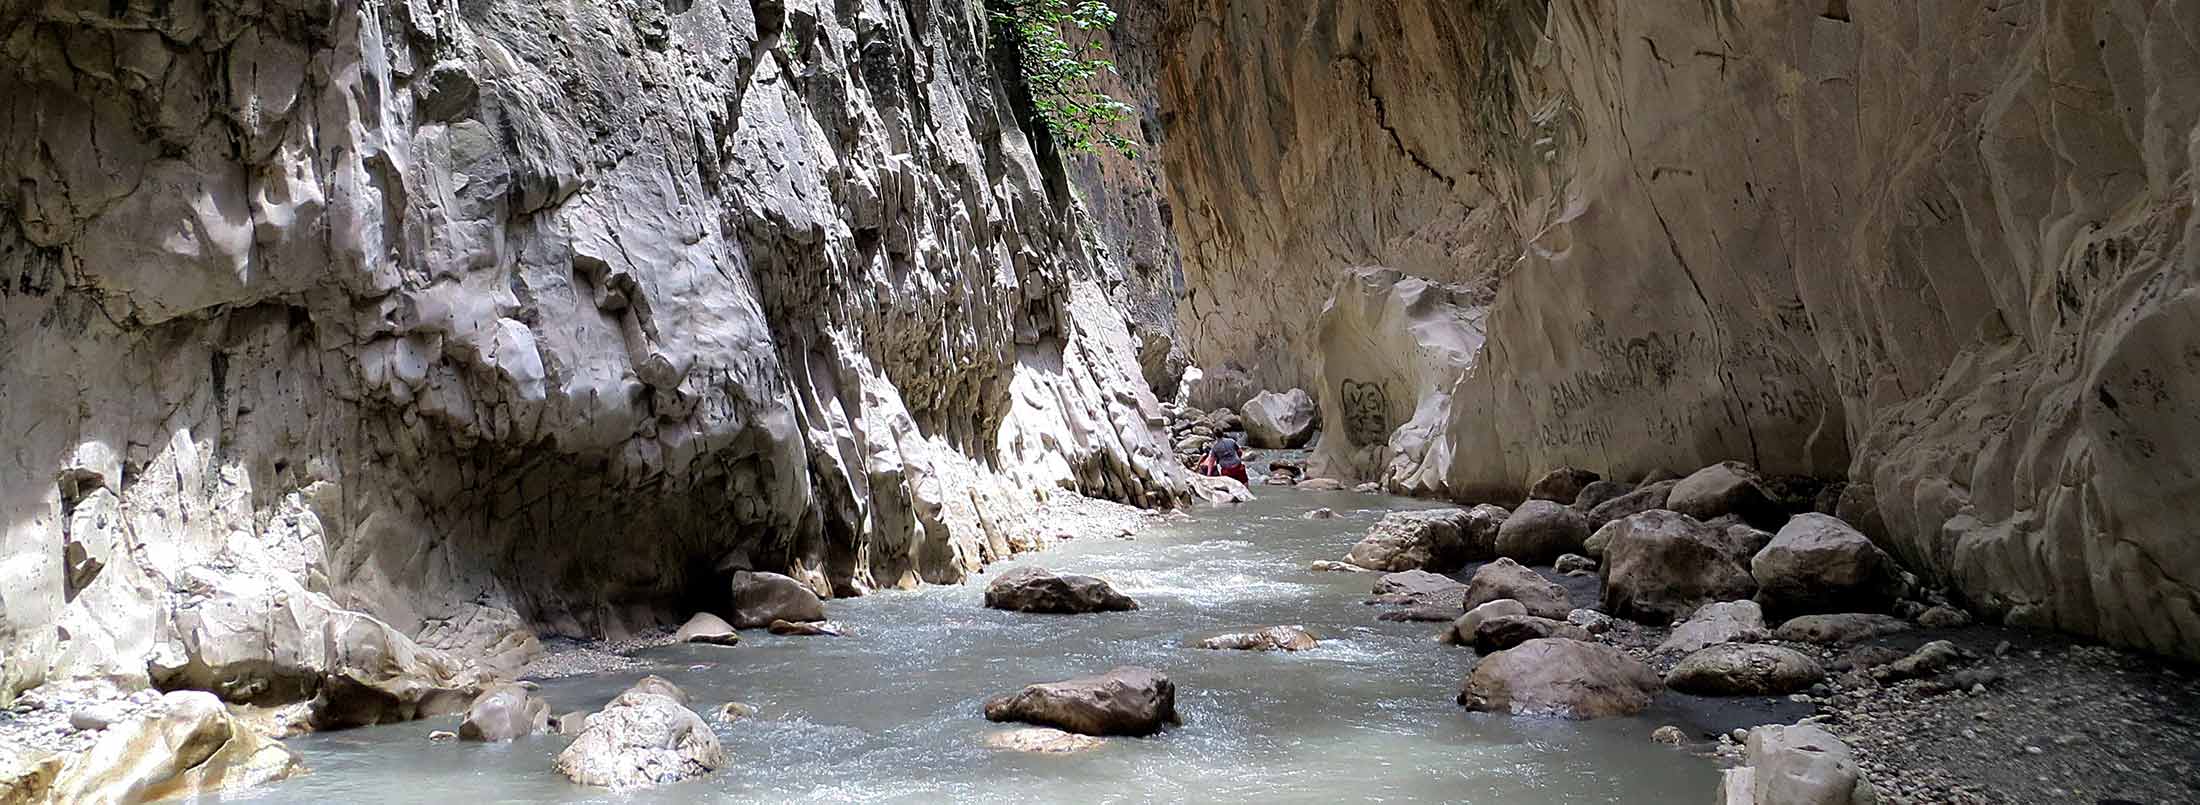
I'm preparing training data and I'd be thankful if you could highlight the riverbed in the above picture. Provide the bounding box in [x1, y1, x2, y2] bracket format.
[231, 486, 1723, 804]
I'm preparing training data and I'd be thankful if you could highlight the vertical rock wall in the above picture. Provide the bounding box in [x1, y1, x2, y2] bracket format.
[0, 0, 1184, 702]
[1158, 0, 2200, 660]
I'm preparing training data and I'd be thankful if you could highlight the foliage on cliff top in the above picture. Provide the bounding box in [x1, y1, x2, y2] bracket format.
[988, 0, 1138, 158]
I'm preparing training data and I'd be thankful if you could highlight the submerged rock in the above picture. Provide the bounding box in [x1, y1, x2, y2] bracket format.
[1309, 560, 1370, 573]
[983, 667, 1179, 737]
[554, 691, 725, 789]
[768, 620, 844, 636]
[674, 613, 741, 646]
[984, 727, 1105, 754]
[1462, 558, 1571, 619]
[983, 567, 1139, 614]
[1457, 639, 1661, 719]
[1666, 644, 1825, 696]
[1196, 625, 1318, 651]
[730, 572, 827, 629]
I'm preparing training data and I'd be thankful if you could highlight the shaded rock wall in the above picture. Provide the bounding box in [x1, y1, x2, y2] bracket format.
[0, 0, 1184, 701]
[1159, 0, 2200, 659]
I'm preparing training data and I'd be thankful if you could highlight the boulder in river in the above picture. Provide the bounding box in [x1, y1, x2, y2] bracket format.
[1309, 560, 1369, 573]
[1192, 474, 1255, 503]
[1241, 389, 1319, 448]
[1472, 615, 1591, 653]
[1667, 462, 1781, 527]
[624, 675, 691, 706]
[1462, 558, 1571, 619]
[1656, 600, 1770, 655]
[1751, 514, 1909, 616]
[1719, 723, 1880, 805]
[1599, 510, 1757, 625]
[731, 571, 827, 628]
[768, 619, 844, 636]
[1297, 477, 1347, 491]
[984, 727, 1106, 754]
[1665, 644, 1825, 696]
[1378, 606, 1457, 623]
[1303, 508, 1336, 520]
[459, 682, 550, 742]
[1528, 467, 1601, 503]
[554, 690, 725, 789]
[1772, 613, 1911, 645]
[674, 613, 740, 646]
[1441, 599, 1528, 646]
[983, 567, 1139, 614]
[1346, 508, 1480, 572]
[1457, 638, 1662, 719]
[1371, 570, 1467, 606]
[1494, 501, 1591, 564]
[43, 691, 302, 802]
[983, 667, 1179, 737]
[1196, 625, 1318, 651]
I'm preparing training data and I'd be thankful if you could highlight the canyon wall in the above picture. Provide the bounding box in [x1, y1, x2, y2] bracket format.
[1161, 0, 2200, 659]
[0, 0, 1184, 702]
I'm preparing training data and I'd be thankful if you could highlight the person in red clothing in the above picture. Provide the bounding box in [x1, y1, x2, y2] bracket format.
[1198, 435, 1249, 483]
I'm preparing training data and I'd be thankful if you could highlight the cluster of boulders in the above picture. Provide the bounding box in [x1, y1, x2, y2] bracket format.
[1161, 403, 1244, 469]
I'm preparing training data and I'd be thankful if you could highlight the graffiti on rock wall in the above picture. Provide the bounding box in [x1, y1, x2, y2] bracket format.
[1341, 380, 1391, 447]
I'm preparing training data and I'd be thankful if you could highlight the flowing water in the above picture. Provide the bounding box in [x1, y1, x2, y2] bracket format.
[231, 485, 1727, 804]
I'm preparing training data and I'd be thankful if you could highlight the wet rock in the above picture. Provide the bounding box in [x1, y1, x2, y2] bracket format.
[1599, 510, 1758, 625]
[1462, 559, 1570, 619]
[768, 619, 843, 636]
[730, 571, 827, 629]
[1751, 514, 1909, 617]
[1196, 625, 1318, 651]
[1192, 474, 1256, 503]
[1296, 478, 1347, 491]
[707, 703, 755, 723]
[1304, 508, 1336, 520]
[1668, 462, 1781, 527]
[428, 730, 458, 742]
[983, 667, 1179, 737]
[1657, 600, 1771, 655]
[1495, 500, 1591, 564]
[460, 682, 550, 742]
[674, 613, 740, 646]
[1529, 467, 1601, 503]
[624, 676, 690, 706]
[47, 691, 302, 802]
[1652, 725, 1688, 746]
[1378, 606, 1458, 623]
[1346, 508, 1480, 572]
[1667, 644, 1826, 696]
[1773, 614, 1912, 645]
[1442, 599, 1528, 646]
[1372, 570, 1467, 603]
[554, 690, 725, 789]
[1573, 480, 1634, 511]
[1242, 389, 1319, 448]
[1916, 605, 1973, 629]
[983, 567, 1138, 614]
[1457, 638, 1662, 719]
[1872, 640, 1968, 683]
[1474, 615, 1591, 653]
[1354, 482, 1382, 494]
[1585, 480, 1681, 532]
[1309, 560, 1369, 573]
[984, 727, 1105, 754]
[1554, 553, 1597, 576]
[1720, 723, 1878, 804]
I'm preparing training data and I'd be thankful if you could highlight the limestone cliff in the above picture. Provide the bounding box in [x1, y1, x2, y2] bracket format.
[1159, 0, 2200, 660]
[0, 0, 1184, 703]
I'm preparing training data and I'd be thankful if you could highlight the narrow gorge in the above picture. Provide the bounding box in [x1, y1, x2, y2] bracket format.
[2, 0, 2196, 803]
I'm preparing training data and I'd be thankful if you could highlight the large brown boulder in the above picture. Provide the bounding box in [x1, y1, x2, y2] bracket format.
[1441, 599, 1529, 646]
[1751, 514, 1909, 616]
[1585, 479, 1681, 531]
[1457, 638, 1662, 719]
[1345, 508, 1481, 572]
[1494, 501, 1591, 564]
[554, 690, 725, 789]
[1472, 615, 1591, 653]
[1667, 462, 1781, 527]
[1529, 467, 1601, 503]
[982, 567, 1138, 614]
[1462, 559, 1570, 619]
[1599, 510, 1758, 625]
[983, 667, 1179, 737]
[459, 682, 550, 742]
[1666, 644, 1826, 696]
[730, 571, 826, 628]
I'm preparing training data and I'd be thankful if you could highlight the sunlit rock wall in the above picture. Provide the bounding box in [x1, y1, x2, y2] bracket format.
[0, 0, 1184, 701]
[1159, 0, 2200, 659]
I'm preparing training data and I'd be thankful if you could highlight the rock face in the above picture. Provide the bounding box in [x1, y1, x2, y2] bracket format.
[1599, 511, 1758, 625]
[1462, 559, 1570, 619]
[45, 691, 302, 802]
[1345, 508, 1480, 572]
[1241, 389, 1319, 448]
[0, 0, 1186, 702]
[983, 667, 1179, 737]
[1303, 268, 1488, 495]
[1751, 515, 1909, 617]
[554, 690, 725, 789]
[1158, 0, 2200, 660]
[1494, 501, 1591, 564]
[1666, 644, 1826, 697]
[1456, 638, 1662, 719]
[982, 568, 1139, 614]
[730, 572, 827, 629]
